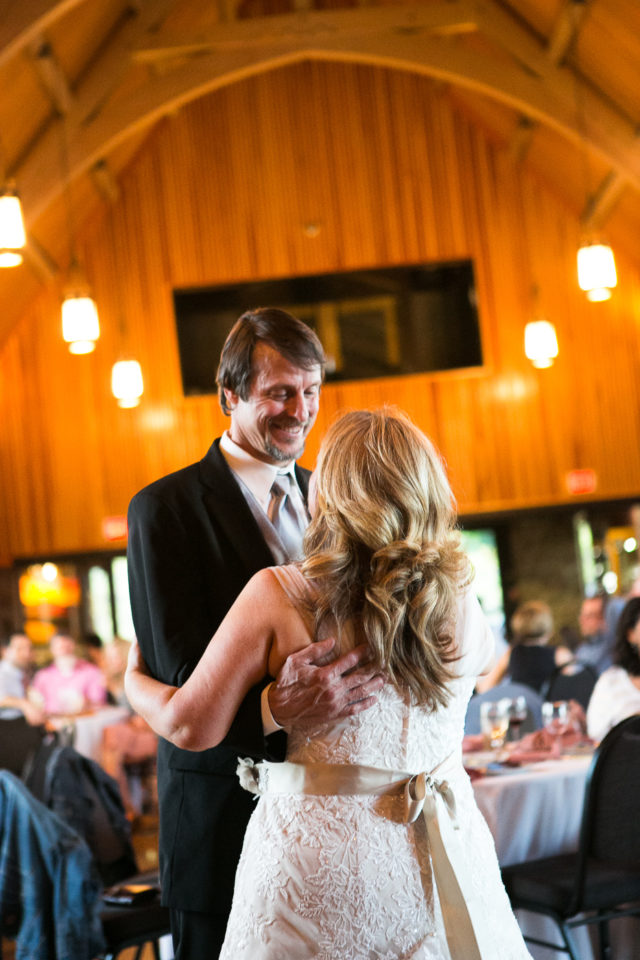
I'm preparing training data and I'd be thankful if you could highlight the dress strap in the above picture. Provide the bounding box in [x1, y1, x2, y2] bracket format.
[268, 565, 316, 637]
[237, 753, 485, 960]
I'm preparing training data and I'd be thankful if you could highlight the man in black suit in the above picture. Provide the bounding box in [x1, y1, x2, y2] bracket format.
[127, 308, 382, 959]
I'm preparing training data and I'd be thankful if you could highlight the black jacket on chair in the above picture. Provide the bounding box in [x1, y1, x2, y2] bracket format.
[127, 438, 309, 916]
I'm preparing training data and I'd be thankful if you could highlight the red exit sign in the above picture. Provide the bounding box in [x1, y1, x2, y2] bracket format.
[566, 469, 597, 496]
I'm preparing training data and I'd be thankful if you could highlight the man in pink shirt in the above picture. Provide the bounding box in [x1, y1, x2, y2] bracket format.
[31, 632, 107, 714]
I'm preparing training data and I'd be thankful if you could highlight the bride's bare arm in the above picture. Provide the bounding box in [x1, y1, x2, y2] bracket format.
[125, 569, 282, 751]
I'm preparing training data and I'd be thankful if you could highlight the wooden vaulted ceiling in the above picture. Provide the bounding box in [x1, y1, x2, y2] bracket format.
[1, 0, 640, 349]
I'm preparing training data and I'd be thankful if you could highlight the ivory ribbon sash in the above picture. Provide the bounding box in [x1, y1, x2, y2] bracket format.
[237, 753, 486, 960]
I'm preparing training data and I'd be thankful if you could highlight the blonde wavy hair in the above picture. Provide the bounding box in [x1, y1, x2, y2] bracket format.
[302, 408, 470, 709]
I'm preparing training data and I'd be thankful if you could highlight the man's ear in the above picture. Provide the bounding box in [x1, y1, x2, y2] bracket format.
[224, 387, 238, 411]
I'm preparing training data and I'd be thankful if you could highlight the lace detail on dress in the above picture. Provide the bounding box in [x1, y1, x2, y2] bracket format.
[220, 580, 532, 960]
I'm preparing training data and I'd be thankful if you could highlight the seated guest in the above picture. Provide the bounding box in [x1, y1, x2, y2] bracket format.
[0, 633, 44, 726]
[586, 596, 640, 742]
[476, 600, 572, 694]
[102, 637, 132, 706]
[80, 631, 105, 670]
[30, 632, 107, 715]
[100, 637, 158, 819]
[573, 591, 625, 675]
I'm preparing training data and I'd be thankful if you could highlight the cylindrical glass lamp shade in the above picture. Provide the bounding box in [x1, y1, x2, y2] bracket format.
[577, 243, 617, 301]
[0, 191, 27, 266]
[62, 295, 100, 353]
[111, 360, 144, 408]
[524, 320, 558, 368]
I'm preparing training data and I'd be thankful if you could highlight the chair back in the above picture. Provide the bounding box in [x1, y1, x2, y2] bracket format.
[540, 659, 598, 711]
[0, 716, 46, 777]
[573, 714, 640, 907]
[464, 681, 544, 736]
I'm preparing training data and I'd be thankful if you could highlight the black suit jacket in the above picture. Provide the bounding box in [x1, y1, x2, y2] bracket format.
[127, 439, 310, 914]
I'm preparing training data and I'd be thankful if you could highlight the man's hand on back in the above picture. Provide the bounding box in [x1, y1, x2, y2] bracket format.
[268, 637, 385, 728]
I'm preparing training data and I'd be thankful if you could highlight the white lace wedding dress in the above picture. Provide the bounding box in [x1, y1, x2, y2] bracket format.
[220, 567, 532, 959]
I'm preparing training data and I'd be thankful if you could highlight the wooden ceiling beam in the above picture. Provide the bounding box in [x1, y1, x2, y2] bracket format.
[23, 235, 59, 283]
[546, 0, 588, 67]
[91, 158, 120, 204]
[133, 0, 480, 62]
[0, 0, 88, 71]
[508, 115, 536, 164]
[10, 0, 640, 236]
[28, 35, 74, 115]
[506, 0, 588, 164]
[582, 170, 629, 232]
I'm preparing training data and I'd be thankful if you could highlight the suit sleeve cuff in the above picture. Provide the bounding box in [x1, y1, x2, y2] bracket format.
[261, 682, 283, 736]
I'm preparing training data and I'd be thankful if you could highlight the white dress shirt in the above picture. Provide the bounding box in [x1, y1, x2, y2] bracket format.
[0, 660, 28, 718]
[586, 665, 640, 742]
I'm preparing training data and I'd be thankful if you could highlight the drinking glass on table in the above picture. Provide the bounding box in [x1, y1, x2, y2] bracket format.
[542, 700, 570, 744]
[480, 700, 509, 750]
[502, 696, 528, 742]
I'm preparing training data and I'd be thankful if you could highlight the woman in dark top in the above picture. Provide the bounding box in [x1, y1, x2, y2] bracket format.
[476, 600, 572, 694]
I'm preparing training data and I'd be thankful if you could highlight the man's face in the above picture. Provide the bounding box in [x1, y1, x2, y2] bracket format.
[225, 343, 321, 465]
[579, 598, 606, 638]
[6, 634, 33, 671]
[50, 634, 76, 659]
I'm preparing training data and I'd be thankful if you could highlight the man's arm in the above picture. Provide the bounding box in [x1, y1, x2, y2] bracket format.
[128, 487, 274, 757]
[127, 488, 383, 755]
[0, 695, 44, 726]
[127, 491, 215, 684]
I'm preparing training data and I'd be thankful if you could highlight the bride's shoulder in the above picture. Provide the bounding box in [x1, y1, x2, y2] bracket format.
[245, 564, 314, 608]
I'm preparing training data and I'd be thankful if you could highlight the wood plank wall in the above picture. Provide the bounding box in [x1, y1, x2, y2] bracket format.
[1, 60, 640, 567]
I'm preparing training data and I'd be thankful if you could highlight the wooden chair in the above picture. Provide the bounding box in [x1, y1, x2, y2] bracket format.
[501, 715, 640, 959]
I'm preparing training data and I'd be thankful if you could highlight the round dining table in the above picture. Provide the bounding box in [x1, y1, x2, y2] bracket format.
[469, 749, 639, 960]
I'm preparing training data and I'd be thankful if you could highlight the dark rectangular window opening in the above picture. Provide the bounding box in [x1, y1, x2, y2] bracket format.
[173, 260, 483, 396]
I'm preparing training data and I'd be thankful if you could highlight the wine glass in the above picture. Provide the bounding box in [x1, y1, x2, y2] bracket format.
[542, 701, 570, 745]
[502, 696, 528, 742]
[480, 701, 509, 750]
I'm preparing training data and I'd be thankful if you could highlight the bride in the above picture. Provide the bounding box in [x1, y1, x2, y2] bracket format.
[126, 408, 532, 960]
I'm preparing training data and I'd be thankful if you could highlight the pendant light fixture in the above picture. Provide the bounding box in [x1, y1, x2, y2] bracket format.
[572, 36, 617, 302]
[0, 181, 26, 267]
[62, 258, 100, 353]
[524, 319, 559, 369]
[111, 358, 144, 408]
[577, 241, 617, 301]
[59, 121, 100, 354]
[110, 289, 144, 408]
[524, 285, 558, 369]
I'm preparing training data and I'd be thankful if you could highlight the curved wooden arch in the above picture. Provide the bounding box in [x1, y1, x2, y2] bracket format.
[15, 3, 640, 232]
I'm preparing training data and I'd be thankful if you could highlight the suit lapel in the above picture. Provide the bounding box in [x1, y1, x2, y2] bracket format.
[294, 464, 310, 502]
[199, 440, 275, 575]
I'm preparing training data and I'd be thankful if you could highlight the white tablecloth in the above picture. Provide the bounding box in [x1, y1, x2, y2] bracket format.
[50, 705, 131, 763]
[472, 753, 640, 960]
[472, 755, 590, 866]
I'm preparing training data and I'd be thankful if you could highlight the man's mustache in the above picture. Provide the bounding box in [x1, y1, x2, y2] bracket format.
[269, 417, 310, 429]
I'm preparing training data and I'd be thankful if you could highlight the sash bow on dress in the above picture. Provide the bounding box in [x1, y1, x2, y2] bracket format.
[237, 752, 485, 960]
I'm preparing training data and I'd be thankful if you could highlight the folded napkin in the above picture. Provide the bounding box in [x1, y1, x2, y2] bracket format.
[505, 728, 561, 765]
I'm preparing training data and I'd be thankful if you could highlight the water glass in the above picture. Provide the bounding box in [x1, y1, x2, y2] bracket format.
[502, 696, 528, 742]
[480, 700, 509, 749]
[542, 701, 570, 741]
